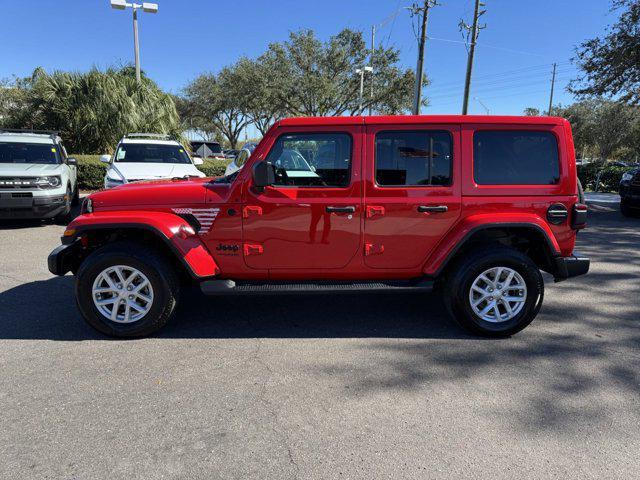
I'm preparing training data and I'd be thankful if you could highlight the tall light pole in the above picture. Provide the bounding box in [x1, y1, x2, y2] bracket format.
[110, 1, 158, 84]
[356, 66, 373, 115]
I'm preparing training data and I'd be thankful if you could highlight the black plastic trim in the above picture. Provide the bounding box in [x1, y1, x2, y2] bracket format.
[553, 253, 590, 282]
[432, 222, 560, 277]
[63, 223, 215, 280]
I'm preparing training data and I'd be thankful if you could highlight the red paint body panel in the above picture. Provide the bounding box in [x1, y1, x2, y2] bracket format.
[72, 115, 584, 281]
[68, 211, 219, 277]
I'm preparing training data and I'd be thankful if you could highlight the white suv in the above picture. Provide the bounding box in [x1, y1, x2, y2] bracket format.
[101, 134, 205, 189]
[0, 130, 78, 222]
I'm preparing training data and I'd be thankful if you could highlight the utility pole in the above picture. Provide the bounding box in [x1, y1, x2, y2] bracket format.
[461, 0, 486, 115]
[548, 62, 557, 116]
[369, 25, 375, 116]
[410, 1, 437, 115]
[356, 67, 373, 115]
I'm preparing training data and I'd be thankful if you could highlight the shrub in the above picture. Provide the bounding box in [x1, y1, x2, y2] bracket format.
[73, 155, 231, 191]
[75, 155, 106, 190]
[577, 162, 627, 193]
[199, 159, 230, 177]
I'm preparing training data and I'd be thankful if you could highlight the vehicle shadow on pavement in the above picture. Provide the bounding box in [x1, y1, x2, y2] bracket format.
[0, 276, 471, 341]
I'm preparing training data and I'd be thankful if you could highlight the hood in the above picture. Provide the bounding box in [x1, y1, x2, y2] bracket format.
[0, 163, 62, 176]
[110, 162, 204, 181]
[90, 177, 230, 207]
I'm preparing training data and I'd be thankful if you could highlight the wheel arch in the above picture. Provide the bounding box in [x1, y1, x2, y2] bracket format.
[425, 219, 561, 278]
[63, 213, 219, 280]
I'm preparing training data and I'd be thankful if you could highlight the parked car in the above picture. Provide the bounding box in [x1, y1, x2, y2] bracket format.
[0, 129, 78, 222]
[223, 149, 239, 159]
[619, 167, 640, 216]
[102, 134, 205, 189]
[224, 141, 258, 176]
[49, 115, 589, 338]
[190, 140, 225, 160]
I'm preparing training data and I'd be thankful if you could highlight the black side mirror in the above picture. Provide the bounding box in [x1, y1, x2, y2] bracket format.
[253, 161, 275, 188]
[67, 157, 78, 166]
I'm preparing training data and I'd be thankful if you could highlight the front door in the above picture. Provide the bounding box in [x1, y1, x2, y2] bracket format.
[243, 128, 362, 270]
[363, 124, 461, 269]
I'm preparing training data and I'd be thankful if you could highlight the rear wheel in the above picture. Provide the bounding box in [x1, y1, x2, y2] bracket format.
[75, 242, 180, 338]
[443, 245, 544, 337]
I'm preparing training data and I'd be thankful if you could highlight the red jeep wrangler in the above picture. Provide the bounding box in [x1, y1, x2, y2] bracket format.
[48, 115, 589, 338]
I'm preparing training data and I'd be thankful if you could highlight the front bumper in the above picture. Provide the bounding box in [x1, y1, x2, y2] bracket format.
[48, 241, 82, 275]
[0, 192, 66, 219]
[554, 252, 590, 282]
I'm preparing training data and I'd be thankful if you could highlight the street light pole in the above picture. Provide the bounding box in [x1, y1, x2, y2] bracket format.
[110, 1, 158, 84]
[356, 66, 373, 115]
[132, 7, 140, 83]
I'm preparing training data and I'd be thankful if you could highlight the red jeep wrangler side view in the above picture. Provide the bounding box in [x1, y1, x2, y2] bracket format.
[48, 115, 589, 338]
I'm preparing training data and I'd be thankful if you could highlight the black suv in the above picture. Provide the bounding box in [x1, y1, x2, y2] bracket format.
[620, 167, 640, 217]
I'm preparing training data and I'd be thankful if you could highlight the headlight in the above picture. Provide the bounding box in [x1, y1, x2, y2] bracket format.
[35, 176, 61, 188]
[621, 172, 634, 183]
[81, 197, 93, 214]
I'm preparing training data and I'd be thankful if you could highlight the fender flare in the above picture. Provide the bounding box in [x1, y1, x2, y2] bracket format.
[65, 211, 220, 278]
[423, 213, 561, 276]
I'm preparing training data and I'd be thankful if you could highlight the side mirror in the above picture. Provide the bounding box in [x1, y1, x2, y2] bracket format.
[67, 157, 77, 166]
[252, 161, 275, 188]
[100, 154, 111, 164]
[192, 156, 204, 165]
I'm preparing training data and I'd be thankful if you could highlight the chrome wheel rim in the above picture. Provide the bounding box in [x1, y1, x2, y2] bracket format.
[469, 267, 527, 323]
[92, 265, 154, 324]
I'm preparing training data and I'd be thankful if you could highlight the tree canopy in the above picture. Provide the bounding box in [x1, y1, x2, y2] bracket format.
[181, 28, 419, 147]
[570, 0, 640, 104]
[1, 67, 182, 154]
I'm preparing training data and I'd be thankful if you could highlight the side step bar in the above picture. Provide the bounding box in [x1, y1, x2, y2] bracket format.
[200, 279, 434, 296]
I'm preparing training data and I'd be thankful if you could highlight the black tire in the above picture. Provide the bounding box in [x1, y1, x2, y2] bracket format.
[620, 202, 637, 218]
[75, 241, 181, 338]
[443, 245, 544, 337]
[53, 185, 73, 225]
[71, 184, 80, 206]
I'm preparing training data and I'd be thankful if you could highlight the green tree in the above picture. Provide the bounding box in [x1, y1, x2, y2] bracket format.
[570, 0, 640, 104]
[523, 107, 541, 116]
[2, 67, 181, 153]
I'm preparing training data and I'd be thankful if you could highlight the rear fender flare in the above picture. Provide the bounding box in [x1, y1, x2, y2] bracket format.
[66, 211, 219, 278]
[423, 213, 560, 276]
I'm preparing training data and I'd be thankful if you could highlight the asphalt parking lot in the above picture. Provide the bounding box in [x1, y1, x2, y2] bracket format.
[0, 207, 638, 479]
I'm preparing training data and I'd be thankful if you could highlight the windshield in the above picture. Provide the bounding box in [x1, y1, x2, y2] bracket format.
[115, 143, 192, 164]
[0, 142, 59, 164]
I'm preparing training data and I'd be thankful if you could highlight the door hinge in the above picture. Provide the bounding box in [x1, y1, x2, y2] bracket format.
[366, 205, 385, 218]
[243, 244, 264, 256]
[364, 243, 385, 256]
[243, 205, 263, 218]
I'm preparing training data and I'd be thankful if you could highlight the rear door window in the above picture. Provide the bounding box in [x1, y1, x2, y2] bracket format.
[375, 131, 452, 186]
[473, 131, 560, 185]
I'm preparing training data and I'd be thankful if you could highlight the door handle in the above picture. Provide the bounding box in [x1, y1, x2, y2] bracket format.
[417, 205, 448, 213]
[326, 206, 356, 213]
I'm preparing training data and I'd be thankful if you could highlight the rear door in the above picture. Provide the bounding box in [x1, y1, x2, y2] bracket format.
[363, 123, 461, 269]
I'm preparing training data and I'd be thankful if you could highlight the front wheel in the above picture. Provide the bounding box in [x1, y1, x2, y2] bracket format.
[443, 246, 544, 337]
[75, 242, 181, 338]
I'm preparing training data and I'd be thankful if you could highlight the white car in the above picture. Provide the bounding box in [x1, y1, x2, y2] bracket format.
[224, 141, 258, 177]
[0, 129, 78, 222]
[102, 134, 205, 189]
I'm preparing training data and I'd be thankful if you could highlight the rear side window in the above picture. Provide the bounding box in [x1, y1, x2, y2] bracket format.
[473, 131, 560, 185]
[375, 131, 452, 186]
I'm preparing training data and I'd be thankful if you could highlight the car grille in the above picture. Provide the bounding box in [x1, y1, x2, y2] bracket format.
[0, 177, 40, 189]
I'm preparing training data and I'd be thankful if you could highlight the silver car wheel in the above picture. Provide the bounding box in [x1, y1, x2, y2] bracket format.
[92, 265, 154, 324]
[468, 266, 527, 323]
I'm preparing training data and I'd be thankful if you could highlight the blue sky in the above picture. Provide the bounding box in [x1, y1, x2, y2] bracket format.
[0, 0, 614, 118]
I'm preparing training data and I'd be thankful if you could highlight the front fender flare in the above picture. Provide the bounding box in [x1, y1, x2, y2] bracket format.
[65, 211, 219, 278]
[423, 213, 560, 276]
